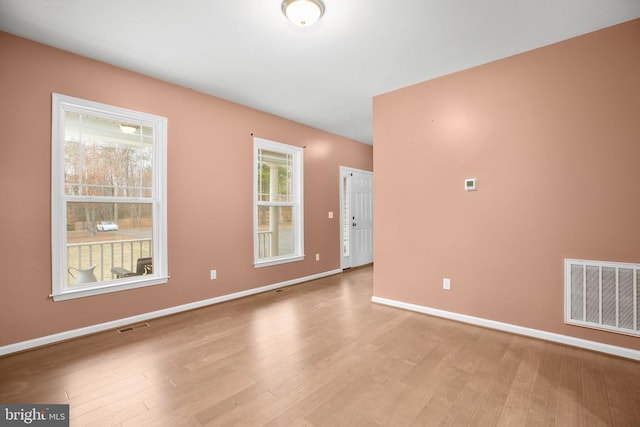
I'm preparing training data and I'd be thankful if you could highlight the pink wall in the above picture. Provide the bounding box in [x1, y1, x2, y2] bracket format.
[373, 19, 640, 350]
[0, 33, 372, 347]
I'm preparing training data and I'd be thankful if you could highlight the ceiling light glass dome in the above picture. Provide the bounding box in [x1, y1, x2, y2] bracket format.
[282, 0, 325, 27]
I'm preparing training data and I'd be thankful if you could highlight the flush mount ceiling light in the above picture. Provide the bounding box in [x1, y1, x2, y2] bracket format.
[282, 0, 325, 27]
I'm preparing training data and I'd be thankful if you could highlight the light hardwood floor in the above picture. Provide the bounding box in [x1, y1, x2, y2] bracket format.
[1, 266, 639, 426]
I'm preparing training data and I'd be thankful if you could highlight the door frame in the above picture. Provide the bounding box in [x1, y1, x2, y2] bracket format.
[339, 166, 374, 270]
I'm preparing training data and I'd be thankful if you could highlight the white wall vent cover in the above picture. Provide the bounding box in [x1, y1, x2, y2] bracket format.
[565, 259, 639, 336]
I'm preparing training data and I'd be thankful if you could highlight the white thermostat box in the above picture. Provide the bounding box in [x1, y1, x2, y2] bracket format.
[464, 178, 477, 191]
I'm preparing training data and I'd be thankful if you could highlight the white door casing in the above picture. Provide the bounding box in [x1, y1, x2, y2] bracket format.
[340, 167, 373, 269]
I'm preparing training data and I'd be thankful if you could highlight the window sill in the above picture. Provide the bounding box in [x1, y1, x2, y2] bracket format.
[254, 255, 305, 268]
[51, 276, 169, 301]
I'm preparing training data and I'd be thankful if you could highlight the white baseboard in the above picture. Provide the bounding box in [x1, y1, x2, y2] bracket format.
[371, 296, 640, 361]
[0, 269, 342, 357]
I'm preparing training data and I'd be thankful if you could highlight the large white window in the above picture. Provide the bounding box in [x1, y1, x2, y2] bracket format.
[254, 137, 304, 267]
[51, 94, 168, 301]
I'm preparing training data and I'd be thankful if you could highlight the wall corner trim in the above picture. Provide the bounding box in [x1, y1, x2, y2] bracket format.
[371, 296, 640, 361]
[1, 269, 343, 357]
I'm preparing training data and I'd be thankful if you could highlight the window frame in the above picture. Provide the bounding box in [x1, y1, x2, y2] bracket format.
[51, 93, 168, 301]
[253, 137, 304, 267]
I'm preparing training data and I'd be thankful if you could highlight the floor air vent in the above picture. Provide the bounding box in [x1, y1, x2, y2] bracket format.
[565, 259, 639, 336]
[117, 323, 150, 334]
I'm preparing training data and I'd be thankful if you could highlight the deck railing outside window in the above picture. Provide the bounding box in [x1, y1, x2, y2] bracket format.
[67, 238, 152, 283]
[257, 231, 272, 259]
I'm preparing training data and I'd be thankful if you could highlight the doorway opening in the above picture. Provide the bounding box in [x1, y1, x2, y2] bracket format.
[340, 167, 374, 269]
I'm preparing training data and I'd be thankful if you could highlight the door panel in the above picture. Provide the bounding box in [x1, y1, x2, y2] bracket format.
[340, 167, 374, 269]
[347, 170, 374, 268]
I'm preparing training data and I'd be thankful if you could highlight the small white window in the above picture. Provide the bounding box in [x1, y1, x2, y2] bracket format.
[254, 137, 304, 267]
[51, 94, 168, 301]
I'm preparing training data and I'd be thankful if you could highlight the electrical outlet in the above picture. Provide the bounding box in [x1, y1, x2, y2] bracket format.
[443, 278, 451, 290]
[210, 270, 217, 280]
[316, 253, 320, 261]
[328, 211, 333, 219]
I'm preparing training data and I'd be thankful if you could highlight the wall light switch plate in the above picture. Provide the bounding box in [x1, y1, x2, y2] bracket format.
[210, 270, 217, 280]
[316, 253, 320, 261]
[328, 211, 333, 219]
[443, 278, 451, 290]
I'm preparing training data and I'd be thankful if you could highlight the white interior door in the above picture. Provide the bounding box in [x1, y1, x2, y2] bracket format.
[340, 167, 374, 269]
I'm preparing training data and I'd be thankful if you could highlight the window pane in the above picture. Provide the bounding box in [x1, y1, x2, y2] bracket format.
[254, 137, 302, 266]
[257, 163, 270, 202]
[66, 202, 153, 287]
[257, 149, 293, 202]
[64, 112, 153, 197]
[52, 94, 167, 300]
[257, 205, 295, 259]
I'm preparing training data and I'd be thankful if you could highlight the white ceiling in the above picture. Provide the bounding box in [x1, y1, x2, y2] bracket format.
[1, 0, 640, 144]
